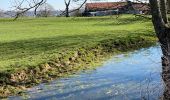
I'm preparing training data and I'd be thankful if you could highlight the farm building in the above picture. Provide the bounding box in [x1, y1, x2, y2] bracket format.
[83, 2, 150, 16]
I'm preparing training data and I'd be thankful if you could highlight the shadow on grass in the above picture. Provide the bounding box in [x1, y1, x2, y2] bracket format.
[0, 29, 156, 72]
[0, 34, 96, 60]
[94, 16, 151, 26]
[0, 30, 155, 60]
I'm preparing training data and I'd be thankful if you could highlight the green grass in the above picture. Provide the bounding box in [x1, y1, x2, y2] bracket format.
[0, 15, 155, 72]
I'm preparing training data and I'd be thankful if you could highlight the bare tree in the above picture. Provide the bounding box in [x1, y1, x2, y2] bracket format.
[64, 0, 71, 17]
[13, 0, 46, 20]
[149, 0, 170, 99]
[12, 0, 87, 18]
[63, 0, 87, 17]
[0, 10, 5, 17]
[33, 0, 47, 16]
[36, 3, 55, 17]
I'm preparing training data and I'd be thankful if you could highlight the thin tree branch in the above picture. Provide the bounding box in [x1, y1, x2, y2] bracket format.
[60, 0, 87, 16]
[13, 0, 46, 20]
[160, 0, 169, 24]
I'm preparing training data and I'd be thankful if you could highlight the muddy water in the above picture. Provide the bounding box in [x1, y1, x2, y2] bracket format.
[10, 46, 163, 100]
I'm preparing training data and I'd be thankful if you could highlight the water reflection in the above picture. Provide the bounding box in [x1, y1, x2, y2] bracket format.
[10, 46, 164, 100]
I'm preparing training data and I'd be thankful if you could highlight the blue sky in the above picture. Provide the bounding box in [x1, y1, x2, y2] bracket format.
[0, 0, 122, 11]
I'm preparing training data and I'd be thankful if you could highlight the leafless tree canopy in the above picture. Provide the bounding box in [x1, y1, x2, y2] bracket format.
[62, 0, 87, 17]
[12, 0, 47, 19]
[12, 0, 88, 18]
[0, 9, 5, 17]
[36, 3, 55, 17]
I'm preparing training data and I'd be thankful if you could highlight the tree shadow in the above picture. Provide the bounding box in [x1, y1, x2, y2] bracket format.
[93, 16, 151, 26]
[0, 34, 96, 60]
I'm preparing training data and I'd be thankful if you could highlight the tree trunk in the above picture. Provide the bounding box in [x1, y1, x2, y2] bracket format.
[162, 55, 170, 99]
[160, 0, 168, 23]
[66, 5, 69, 17]
[160, 27, 170, 100]
[64, 0, 71, 17]
[167, 0, 170, 13]
[149, 0, 170, 99]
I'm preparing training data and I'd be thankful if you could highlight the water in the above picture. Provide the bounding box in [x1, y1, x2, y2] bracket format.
[10, 46, 164, 100]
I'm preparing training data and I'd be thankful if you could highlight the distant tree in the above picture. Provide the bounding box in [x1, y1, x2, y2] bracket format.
[70, 9, 83, 17]
[36, 3, 55, 17]
[63, 0, 87, 17]
[33, 0, 47, 16]
[0, 10, 5, 17]
[64, 0, 71, 17]
[12, 0, 46, 20]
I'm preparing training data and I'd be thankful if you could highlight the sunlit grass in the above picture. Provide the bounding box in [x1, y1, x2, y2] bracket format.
[0, 15, 155, 72]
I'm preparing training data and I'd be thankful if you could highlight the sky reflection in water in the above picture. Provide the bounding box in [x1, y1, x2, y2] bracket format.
[10, 46, 163, 100]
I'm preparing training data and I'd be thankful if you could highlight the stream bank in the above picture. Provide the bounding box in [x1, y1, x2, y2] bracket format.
[10, 46, 163, 100]
[0, 36, 156, 98]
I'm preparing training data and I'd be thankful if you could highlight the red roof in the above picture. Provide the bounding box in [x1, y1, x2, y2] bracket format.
[132, 3, 150, 11]
[85, 2, 127, 11]
[85, 2, 149, 12]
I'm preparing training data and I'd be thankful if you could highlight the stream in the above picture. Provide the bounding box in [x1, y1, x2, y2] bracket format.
[9, 46, 164, 100]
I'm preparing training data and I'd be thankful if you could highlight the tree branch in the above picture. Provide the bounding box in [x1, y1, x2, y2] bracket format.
[149, 0, 170, 44]
[14, 0, 46, 20]
[60, 0, 87, 16]
[160, 0, 169, 24]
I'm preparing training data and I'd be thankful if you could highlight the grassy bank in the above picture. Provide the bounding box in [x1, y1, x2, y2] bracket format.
[0, 15, 156, 97]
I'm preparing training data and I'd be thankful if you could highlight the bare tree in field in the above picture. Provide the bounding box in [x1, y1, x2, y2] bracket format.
[36, 3, 55, 17]
[63, 0, 87, 17]
[0, 10, 5, 17]
[149, 0, 170, 99]
[33, 0, 47, 16]
[64, 0, 71, 17]
[12, 0, 87, 18]
[13, 0, 46, 19]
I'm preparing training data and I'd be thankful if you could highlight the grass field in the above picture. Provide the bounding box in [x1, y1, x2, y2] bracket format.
[0, 15, 158, 97]
[0, 15, 155, 72]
